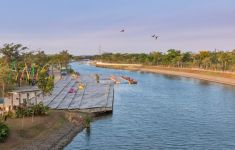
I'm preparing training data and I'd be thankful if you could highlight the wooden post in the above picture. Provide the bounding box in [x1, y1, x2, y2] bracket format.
[52, 65, 54, 76]
[32, 109, 34, 123]
[112, 88, 114, 113]
[35, 92, 37, 104]
[27, 93, 29, 106]
[19, 93, 21, 106]
[21, 115, 24, 129]
[11, 94, 13, 109]
[2, 83, 4, 98]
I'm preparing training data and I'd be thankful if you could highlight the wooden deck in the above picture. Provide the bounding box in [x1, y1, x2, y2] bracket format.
[43, 74, 114, 113]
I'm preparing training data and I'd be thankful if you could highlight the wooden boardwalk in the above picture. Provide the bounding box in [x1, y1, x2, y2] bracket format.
[43, 74, 114, 113]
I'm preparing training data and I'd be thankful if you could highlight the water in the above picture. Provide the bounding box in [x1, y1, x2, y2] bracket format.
[66, 62, 235, 150]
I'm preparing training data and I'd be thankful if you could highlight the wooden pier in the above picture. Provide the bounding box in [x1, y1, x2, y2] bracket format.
[43, 74, 114, 113]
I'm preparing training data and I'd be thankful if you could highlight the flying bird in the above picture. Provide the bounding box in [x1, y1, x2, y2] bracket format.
[120, 26, 125, 32]
[151, 34, 160, 40]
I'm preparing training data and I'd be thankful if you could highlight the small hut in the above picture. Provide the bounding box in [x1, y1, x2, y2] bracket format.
[5, 86, 43, 110]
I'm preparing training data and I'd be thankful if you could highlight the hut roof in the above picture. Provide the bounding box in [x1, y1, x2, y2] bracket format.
[8, 86, 41, 94]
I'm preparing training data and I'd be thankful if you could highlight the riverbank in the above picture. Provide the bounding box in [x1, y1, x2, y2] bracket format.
[95, 62, 235, 86]
[0, 110, 88, 150]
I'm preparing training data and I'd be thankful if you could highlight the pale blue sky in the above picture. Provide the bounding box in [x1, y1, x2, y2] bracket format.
[0, 0, 235, 55]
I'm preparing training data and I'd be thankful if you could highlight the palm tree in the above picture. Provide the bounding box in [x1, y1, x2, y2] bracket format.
[198, 51, 210, 69]
[218, 52, 231, 71]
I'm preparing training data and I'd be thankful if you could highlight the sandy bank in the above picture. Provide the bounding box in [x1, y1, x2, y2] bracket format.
[95, 62, 235, 87]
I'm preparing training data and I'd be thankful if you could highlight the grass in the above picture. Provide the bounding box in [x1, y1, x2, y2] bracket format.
[0, 110, 68, 149]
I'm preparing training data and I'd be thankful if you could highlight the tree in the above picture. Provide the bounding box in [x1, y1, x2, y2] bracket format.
[0, 43, 27, 64]
[150, 52, 162, 65]
[166, 49, 181, 66]
[58, 50, 71, 68]
[37, 68, 54, 96]
[198, 51, 210, 69]
[32, 51, 48, 65]
[0, 65, 11, 97]
[182, 52, 192, 63]
[217, 52, 231, 71]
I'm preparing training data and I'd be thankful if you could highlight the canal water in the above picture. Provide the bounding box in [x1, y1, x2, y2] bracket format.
[65, 62, 235, 150]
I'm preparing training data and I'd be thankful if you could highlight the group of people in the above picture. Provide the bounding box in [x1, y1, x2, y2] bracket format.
[68, 72, 85, 93]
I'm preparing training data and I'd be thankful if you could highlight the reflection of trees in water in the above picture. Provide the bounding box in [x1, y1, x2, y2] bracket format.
[86, 127, 91, 136]
[198, 80, 211, 86]
[93, 114, 113, 121]
[163, 74, 182, 80]
[221, 85, 235, 91]
[85, 127, 91, 141]
[198, 80, 235, 91]
[139, 71, 147, 74]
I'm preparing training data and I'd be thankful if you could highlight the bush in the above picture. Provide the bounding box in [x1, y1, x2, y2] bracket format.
[0, 122, 9, 143]
[69, 68, 75, 74]
[16, 107, 32, 118]
[15, 102, 49, 118]
[32, 102, 49, 116]
[7, 110, 16, 119]
[83, 115, 92, 128]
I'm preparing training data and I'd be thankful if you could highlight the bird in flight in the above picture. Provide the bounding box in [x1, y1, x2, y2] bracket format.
[152, 34, 159, 40]
[120, 26, 125, 32]
[120, 29, 125, 32]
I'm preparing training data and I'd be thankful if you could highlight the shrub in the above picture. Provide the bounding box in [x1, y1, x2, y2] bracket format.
[15, 102, 49, 118]
[83, 115, 92, 128]
[32, 102, 49, 116]
[0, 122, 9, 143]
[7, 110, 16, 119]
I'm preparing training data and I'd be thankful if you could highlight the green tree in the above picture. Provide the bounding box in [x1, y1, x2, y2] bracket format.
[150, 52, 162, 65]
[37, 69, 54, 96]
[58, 50, 71, 68]
[198, 51, 210, 69]
[182, 52, 192, 64]
[166, 49, 181, 66]
[218, 52, 231, 70]
[0, 43, 27, 64]
[0, 65, 11, 97]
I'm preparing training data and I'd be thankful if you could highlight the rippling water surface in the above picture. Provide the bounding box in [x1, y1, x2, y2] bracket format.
[65, 62, 235, 150]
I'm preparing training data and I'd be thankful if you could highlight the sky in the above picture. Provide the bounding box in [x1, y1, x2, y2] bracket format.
[0, 0, 235, 55]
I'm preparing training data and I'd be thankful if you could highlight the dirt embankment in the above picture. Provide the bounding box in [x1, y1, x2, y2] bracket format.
[95, 62, 235, 86]
[0, 111, 88, 150]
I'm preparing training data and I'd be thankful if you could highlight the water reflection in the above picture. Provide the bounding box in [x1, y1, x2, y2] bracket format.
[162, 74, 182, 80]
[85, 127, 91, 140]
[93, 114, 113, 121]
[198, 80, 211, 86]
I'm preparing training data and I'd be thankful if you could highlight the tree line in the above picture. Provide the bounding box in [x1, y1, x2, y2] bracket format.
[93, 49, 235, 71]
[0, 43, 72, 68]
[0, 43, 72, 97]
